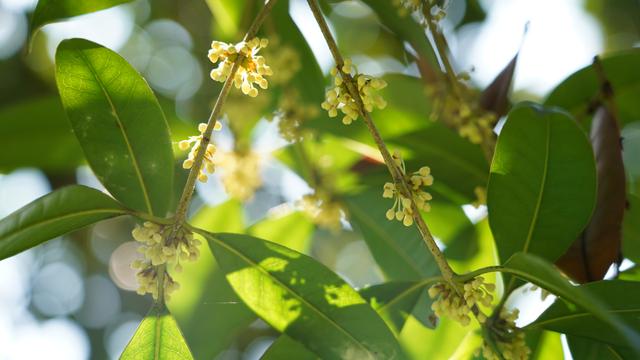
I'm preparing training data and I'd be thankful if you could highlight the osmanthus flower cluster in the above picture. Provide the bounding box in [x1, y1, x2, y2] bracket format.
[392, 0, 447, 23]
[300, 190, 343, 233]
[428, 276, 495, 326]
[321, 58, 388, 125]
[208, 37, 273, 97]
[382, 151, 433, 226]
[273, 90, 319, 142]
[216, 150, 263, 201]
[179, 122, 222, 183]
[130, 222, 201, 301]
[477, 309, 531, 360]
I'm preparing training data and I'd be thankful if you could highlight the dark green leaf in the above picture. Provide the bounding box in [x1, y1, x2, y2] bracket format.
[488, 103, 597, 263]
[31, 0, 133, 36]
[0, 185, 126, 261]
[55, 39, 174, 216]
[203, 231, 405, 359]
[545, 48, 640, 126]
[346, 190, 437, 281]
[480, 52, 518, 118]
[120, 305, 193, 360]
[531, 280, 640, 347]
[0, 97, 83, 173]
[557, 106, 626, 282]
[567, 335, 636, 360]
[494, 252, 640, 350]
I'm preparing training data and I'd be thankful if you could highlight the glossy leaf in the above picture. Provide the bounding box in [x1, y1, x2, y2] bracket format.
[169, 201, 251, 359]
[0, 185, 126, 261]
[346, 190, 437, 281]
[557, 106, 626, 282]
[545, 48, 640, 126]
[31, 0, 133, 35]
[623, 195, 640, 263]
[120, 305, 193, 360]
[531, 280, 640, 347]
[0, 97, 83, 173]
[55, 39, 174, 216]
[203, 231, 405, 359]
[488, 103, 597, 263]
[496, 252, 640, 349]
[360, 280, 439, 334]
[567, 335, 636, 360]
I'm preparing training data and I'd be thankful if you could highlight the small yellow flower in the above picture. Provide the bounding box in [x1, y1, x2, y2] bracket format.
[208, 37, 273, 97]
[273, 90, 319, 142]
[428, 276, 495, 326]
[178, 122, 222, 183]
[382, 151, 433, 226]
[130, 222, 201, 300]
[300, 191, 343, 233]
[476, 308, 531, 360]
[216, 151, 262, 201]
[321, 58, 387, 125]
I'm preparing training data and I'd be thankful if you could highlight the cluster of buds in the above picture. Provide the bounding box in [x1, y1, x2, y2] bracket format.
[208, 37, 273, 97]
[273, 90, 319, 142]
[130, 222, 201, 300]
[392, 0, 447, 24]
[179, 122, 222, 183]
[321, 58, 387, 125]
[217, 151, 262, 201]
[477, 309, 531, 360]
[472, 186, 487, 209]
[267, 43, 301, 86]
[382, 152, 433, 226]
[428, 276, 495, 326]
[300, 191, 343, 233]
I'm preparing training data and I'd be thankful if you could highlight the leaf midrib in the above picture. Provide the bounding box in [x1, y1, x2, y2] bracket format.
[532, 308, 639, 328]
[376, 277, 441, 314]
[77, 50, 155, 216]
[522, 119, 551, 253]
[208, 233, 378, 358]
[1, 208, 126, 245]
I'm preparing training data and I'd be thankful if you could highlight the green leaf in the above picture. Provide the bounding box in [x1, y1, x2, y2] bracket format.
[31, 0, 133, 36]
[0, 97, 83, 173]
[567, 335, 636, 360]
[120, 305, 193, 360]
[346, 190, 438, 281]
[248, 211, 314, 254]
[531, 280, 640, 347]
[488, 103, 597, 263]
[0, 185, 126, 261]
[55, 38, 174, 216]
[202, 231, 405, 359]
[169, 200, 250, 359]
[623, 195, 640, 263]
[360, 280, 439, 334]
[390, 122, 489, 205]
[489, 252, 640, 350]
[545, 48, 640, 126]
[261, 336, 319, 360]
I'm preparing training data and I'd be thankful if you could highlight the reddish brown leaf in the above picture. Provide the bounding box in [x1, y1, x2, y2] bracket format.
[556, 106, 626, 283]
[479, 52, 518, 118]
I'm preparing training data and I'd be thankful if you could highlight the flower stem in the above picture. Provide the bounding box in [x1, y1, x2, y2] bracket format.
[305, 0, 455, 281]
[151, 0, 278, 306]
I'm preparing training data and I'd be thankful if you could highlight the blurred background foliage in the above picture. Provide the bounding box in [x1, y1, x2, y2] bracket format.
[0, 0, 639, 359]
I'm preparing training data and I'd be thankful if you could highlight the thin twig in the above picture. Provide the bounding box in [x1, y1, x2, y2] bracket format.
[305, 0, 455, 281]
[153, 0, 279, 306]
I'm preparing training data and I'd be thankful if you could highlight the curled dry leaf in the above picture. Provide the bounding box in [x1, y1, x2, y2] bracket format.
[556, 106, 626, 282]
[479, 52, 519, 119]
